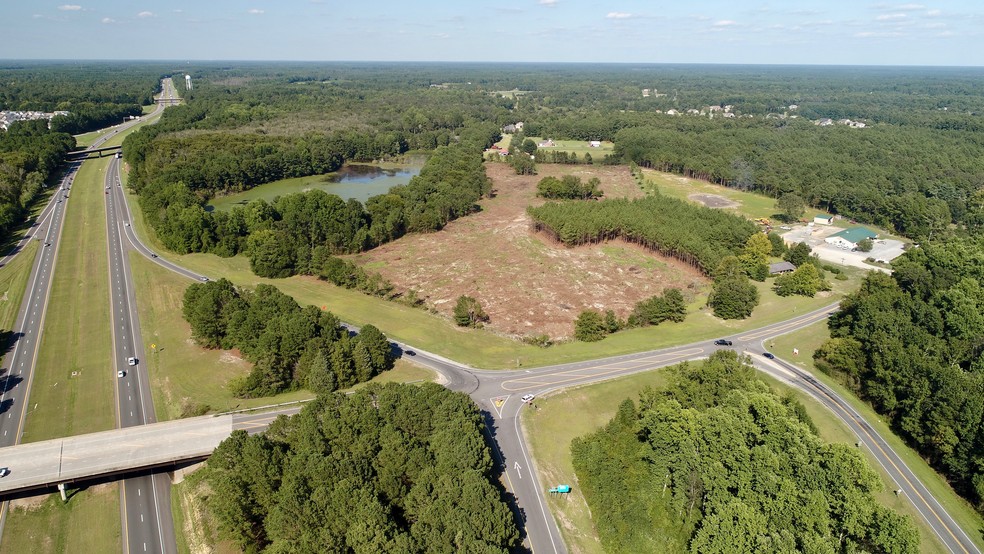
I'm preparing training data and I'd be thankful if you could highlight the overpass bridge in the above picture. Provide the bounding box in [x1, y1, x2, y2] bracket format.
[0, 407, 301, 499]
[64, 145, 121, 160]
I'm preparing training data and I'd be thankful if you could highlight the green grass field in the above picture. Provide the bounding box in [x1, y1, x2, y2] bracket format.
[129, 252, 435, 420]
[21, 157, 115, 442]
[771, 322, 984, 553]
[0, 484, 121, 554]
[528, 136, 614, 158]
[522, 371, 672, 553]
[639, 168, 906, 240]
[123, 177, 866, 372]
[522, 360, 956, 553]
[0, 240, 38, 350]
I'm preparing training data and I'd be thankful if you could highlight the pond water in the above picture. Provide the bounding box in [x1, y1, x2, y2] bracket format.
[207, 164, 421, 211]
[320, 165, 421, 203]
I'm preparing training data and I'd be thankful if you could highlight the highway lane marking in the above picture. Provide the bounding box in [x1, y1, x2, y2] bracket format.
[771, 358, 973, 554]
[501, 348, 703, 391]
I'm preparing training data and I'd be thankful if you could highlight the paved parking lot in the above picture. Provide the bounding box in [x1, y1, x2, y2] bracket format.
[780, 224, 906, 273]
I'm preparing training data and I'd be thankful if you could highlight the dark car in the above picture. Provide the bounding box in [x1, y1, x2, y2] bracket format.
[763, 352, 776, 359]
[714, 339, 733, 346]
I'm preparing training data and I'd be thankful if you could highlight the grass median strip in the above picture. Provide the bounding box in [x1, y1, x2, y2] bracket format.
[0, 484, 121, 554]
[22, 157, 114, 442]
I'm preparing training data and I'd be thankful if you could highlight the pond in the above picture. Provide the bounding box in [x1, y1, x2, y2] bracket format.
[207, 164, 421, 211]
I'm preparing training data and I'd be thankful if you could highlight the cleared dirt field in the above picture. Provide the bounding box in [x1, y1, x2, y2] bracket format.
[350, 163, 706, 340]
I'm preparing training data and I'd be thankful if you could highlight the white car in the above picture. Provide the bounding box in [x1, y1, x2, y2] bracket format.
[0, 467, 9, 477]
[117, 370, 126, 378]
[521, 394, 536, 403]
[127, 356, 136, 366]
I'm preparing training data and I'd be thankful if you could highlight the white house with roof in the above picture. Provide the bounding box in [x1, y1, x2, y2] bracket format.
[813, 214, 834, 225]
[825, 227, 877, 250]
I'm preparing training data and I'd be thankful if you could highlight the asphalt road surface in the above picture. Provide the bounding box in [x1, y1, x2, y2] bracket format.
[0, 76, 977, 553]
[105, 154, 177, 554]
[107, 149, 980, 554]
[0, 104, 162, 543]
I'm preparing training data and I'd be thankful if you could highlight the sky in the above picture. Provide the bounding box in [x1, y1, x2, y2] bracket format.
[2, 1, 982, 66]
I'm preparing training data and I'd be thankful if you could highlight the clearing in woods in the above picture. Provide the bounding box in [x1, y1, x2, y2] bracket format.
[349, 163, 706, 340]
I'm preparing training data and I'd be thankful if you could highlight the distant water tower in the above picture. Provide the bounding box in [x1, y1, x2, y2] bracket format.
[185, 74, 192, 90]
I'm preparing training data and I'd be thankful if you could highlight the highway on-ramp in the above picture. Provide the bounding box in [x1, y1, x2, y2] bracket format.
[105, 154, 980, 553]
[3, 74, 974, 553]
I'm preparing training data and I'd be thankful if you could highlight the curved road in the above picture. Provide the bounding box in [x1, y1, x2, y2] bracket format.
[37, 75, 980, 553]
[110, 158, 983, 554]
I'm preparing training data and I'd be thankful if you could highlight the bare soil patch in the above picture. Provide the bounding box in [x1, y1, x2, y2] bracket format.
[688, 193, 739, 209]
[351, 163, 706, 340]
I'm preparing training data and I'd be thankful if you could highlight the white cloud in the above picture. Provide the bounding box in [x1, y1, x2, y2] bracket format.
[712, 20, 738, 27]
[897, 3, 925, 9]
[606, 12, 632, 19]
[855, 30, 903, 37]
[101, 17, 115, 23]
[248, 8, 265, 14]
[539, 0, 558, 5]
[58, 4, 82, 10]
[876, 13, 907, 21]
[137, 11, 155, 18]
[926, 9, 941, 16]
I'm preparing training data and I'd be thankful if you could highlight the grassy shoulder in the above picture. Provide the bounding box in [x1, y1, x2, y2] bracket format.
[0, 484, 121, 554]
[22, 157, 115, 442]
[129, 252, 435, 420]
[125, 206, 862, 371]
[0, 240, 38, 348]
[522, 361, 952, 553]
[771, 322, 984, 553]
[120, 157, 866, 370]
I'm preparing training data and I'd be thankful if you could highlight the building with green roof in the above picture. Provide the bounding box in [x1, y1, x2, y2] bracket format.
[825, 226, 877, 249]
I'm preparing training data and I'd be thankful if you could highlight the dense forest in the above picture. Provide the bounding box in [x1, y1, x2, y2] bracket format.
[0, 119, 75, 243]
[610, 121, 981, 237]
[573, 351, 919, 553]
[182, 279, 394, 398]
[528, 193, 758, 275]
[817, 236, 984, 512]
[0, 62, 162, 134]
[205, 383, 520, 553]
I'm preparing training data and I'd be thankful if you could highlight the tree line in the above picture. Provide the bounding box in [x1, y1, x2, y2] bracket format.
[610, 121, 982, 238]
[205, 383, 520, 553]
[182, 279, 394, 398]
[572, 350, 919, 553]
[528, 193, 758, 275]
[134, 141, 490, 280]
[817, 235, 984, 512]
[0, 119, 75, 244]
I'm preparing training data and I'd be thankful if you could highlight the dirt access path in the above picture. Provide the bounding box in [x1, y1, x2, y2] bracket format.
[350, 163, 705, 340]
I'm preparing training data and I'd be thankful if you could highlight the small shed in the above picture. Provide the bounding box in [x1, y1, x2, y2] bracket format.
[825, 227, 877, 250]
[588, 140, 602, 148]
[769, 261, 797, 275]
[813, 214, 834, 225]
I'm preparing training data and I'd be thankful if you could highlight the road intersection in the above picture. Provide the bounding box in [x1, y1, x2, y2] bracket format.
[0, 76, 978, 554]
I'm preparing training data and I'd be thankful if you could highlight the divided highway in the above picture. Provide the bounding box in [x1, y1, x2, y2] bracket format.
[0, 75, 977, 554]
[105, 155, 177, 554]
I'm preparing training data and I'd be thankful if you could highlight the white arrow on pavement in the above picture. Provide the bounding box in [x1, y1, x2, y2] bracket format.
[514, 461, 522, 478]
